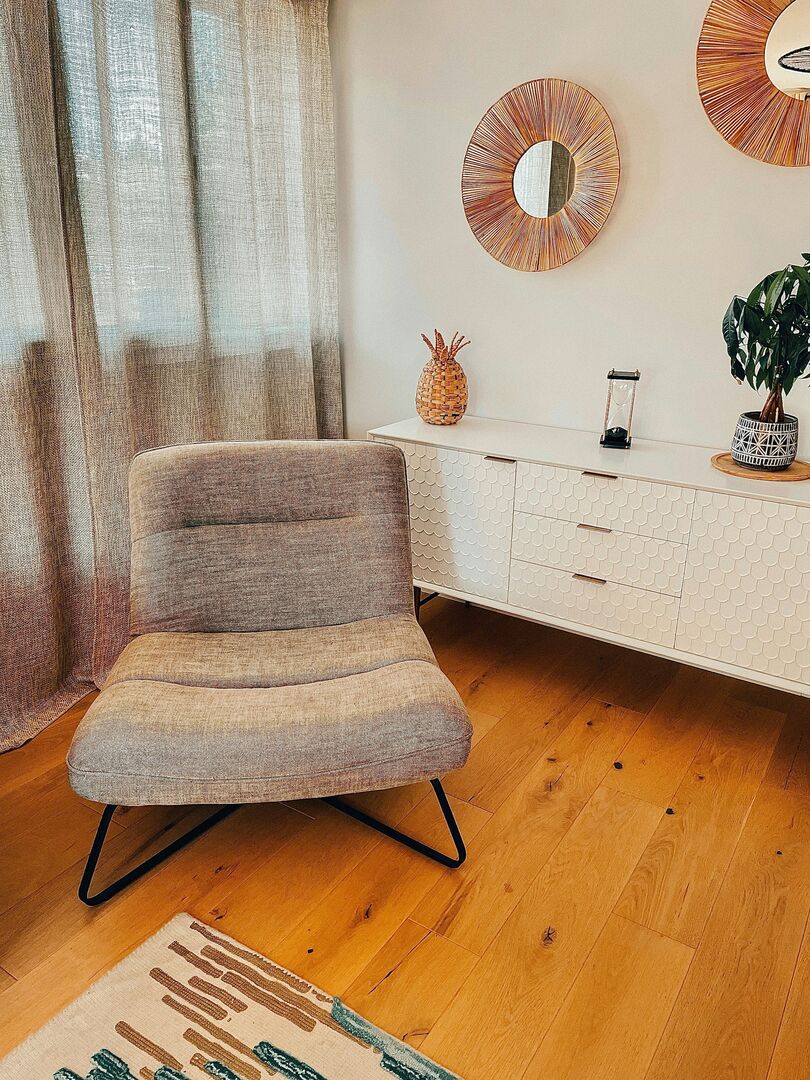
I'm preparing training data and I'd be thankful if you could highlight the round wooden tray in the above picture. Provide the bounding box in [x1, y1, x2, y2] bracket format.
[711, 453, 810, 482]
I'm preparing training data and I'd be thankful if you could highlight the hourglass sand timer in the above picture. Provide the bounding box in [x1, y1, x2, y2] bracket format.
[600, 369, 640, 449]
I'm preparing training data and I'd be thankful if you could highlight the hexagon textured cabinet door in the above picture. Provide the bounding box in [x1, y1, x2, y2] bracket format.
[395, 442, 517, 602]
[676, 491, 810, 684]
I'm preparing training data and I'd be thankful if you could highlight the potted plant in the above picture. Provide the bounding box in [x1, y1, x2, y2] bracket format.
[723, 255, 810, 470]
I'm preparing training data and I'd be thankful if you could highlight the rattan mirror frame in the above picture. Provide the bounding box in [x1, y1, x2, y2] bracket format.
[461, 79, 620, 272]
[697, 0, 810, 167]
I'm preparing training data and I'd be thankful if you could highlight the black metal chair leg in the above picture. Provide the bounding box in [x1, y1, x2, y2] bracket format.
[324, 778, 467, 868]
[414, 587, 440, 622]
[78, 778, 464, 907]
[78, 803, 240, 906]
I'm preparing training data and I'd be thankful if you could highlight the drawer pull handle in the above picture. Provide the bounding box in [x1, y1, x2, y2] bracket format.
[484, 455, 516, 464]
[582, 469, 618, 480]
[573, 573, 607, 585]
[577, 522, 612, 534]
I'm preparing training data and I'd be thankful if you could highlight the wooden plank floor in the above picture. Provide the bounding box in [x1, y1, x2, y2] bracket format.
[1, 597, 808, 1079]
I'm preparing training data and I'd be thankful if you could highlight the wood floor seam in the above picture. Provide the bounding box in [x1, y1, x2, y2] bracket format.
[608, 908, 700, 952]
[404, 919, 483, 960]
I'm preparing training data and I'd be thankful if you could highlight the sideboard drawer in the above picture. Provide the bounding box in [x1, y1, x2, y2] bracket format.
[392, 440, 516, 602]
[509, 559, 680, 647]
[515, 462, 695, 543]
[511, 513, 687, 595]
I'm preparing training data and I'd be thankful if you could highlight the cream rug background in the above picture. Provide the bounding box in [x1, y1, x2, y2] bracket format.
[0, 913, 460, 1079]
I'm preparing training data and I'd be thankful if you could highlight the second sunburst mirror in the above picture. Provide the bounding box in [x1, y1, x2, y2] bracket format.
[697, 0, 810, 166]
[461, 79, 620, 272]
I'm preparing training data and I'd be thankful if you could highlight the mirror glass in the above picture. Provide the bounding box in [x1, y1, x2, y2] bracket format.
[513, 140, 576, 218]
[765, 0, 810, 99]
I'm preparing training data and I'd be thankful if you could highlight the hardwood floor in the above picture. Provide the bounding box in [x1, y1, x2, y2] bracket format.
[0, 597, 808, 1079]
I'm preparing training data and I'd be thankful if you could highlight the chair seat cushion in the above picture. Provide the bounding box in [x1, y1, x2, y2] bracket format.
[103, 614, 437, 690]
[68, 617, 470, 805]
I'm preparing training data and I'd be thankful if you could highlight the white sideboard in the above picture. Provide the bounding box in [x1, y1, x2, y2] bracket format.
[369, 416, 810, 697]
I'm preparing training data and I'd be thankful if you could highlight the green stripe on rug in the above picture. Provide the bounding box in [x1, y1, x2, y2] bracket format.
[90, 1049, 138, 1079]
[331, 1000, 461, 1080]
[56, 1049, 142, 1080]
[253, 1041, 328, 1080]
[202, 1063, 243, 1080]
[55, 1056, 197, 1080]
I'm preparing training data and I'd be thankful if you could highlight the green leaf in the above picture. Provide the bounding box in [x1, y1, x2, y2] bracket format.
[722, 297, 742, 359]
[745, 354, 757, 386]
[764, 269, 788, 316]
[742, 303, 763, 339]
[748, 274, 773, 308]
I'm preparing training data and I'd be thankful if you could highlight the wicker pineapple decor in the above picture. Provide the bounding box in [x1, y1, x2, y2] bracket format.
[416, 330, 470, 425]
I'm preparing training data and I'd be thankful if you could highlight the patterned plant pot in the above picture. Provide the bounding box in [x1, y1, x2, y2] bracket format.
[731, 411, 798, 471]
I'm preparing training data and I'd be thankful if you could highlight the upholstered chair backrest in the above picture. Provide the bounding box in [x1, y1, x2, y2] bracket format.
[128, 441, 415, 634]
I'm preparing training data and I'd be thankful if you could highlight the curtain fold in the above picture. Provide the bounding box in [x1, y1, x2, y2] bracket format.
[0, 0, 341, 752]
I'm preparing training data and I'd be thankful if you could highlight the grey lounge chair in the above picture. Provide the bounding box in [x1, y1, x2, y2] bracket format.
[68, 441, 471, 905]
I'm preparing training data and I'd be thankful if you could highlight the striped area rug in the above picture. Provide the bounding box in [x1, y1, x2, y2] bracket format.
[0, 914, 460, 1080]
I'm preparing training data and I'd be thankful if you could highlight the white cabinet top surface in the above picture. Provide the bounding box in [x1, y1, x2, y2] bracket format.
[369, 415, 810, 507]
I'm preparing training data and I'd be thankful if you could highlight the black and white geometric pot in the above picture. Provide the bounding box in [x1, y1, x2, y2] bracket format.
[731, 411, 799, 471]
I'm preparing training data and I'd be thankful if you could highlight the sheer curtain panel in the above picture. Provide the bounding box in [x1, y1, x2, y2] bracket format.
[0, 0, 341, 752]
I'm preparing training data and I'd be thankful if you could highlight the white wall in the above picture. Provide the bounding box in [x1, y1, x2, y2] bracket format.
[330, 0, 810, 453]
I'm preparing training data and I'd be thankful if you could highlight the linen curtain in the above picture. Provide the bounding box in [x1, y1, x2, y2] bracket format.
[0, 0, 341, 752]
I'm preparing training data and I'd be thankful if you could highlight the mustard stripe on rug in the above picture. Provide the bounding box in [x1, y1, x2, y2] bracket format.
[0, 913, 461, 1080]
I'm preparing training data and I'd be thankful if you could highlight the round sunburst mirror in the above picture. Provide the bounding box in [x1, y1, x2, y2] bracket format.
[461, 79, 620, 272]
[697, 0, 810, 166]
